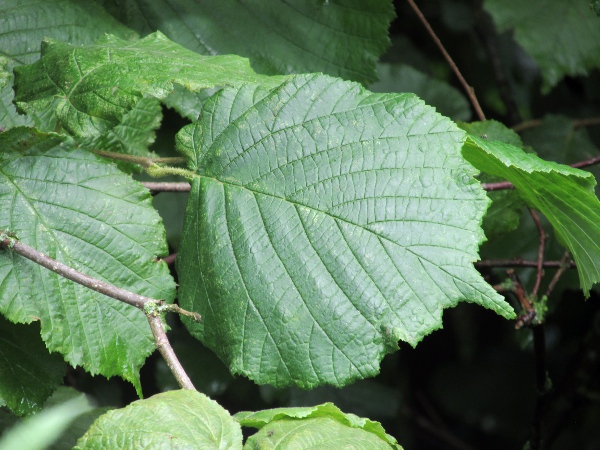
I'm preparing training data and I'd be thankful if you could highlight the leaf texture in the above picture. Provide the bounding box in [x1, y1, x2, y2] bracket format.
[176, 74, 513, 388]
[0, 127, 176, 393]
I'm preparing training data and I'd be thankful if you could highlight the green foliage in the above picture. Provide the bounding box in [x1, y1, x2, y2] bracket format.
[176, 74, 511, 388]
[2, 0, 600, 448]
[484, 0, 600, 93]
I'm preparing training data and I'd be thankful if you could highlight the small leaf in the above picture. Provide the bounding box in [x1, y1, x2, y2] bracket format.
[0, 127, 176, 393]
[74, 390, 242, 450]
[95, 0, 395, 85]
[0, 316, 66, 416]
[236, 403, 401, 449]
[463, 134, 600, 295]
[13, 32, 286, 138]
[176, 74, 513, 388]
[484, 0, 600, 92]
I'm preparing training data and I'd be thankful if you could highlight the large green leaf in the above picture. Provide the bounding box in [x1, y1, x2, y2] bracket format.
[0, 317, 66, 417]
[236, 403, 399, 449]
[176, 74, 513, 388]
[0, 0, 136, 66]
[463, 134, 600, 295]
[13, 32, 285, 138]
[0, 127, 176, 393]
[95, 0, 394, 85]
[74, 390, 242, 449]
[484, 0, 600, 92]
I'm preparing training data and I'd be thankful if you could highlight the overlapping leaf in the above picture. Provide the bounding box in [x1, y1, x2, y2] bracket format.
[74, 390, 242, 449]
[463, 135, 600, 295]
[0, 0, 136, 66]
[176, 74, 513, 389]
[236, 403, 400, 448]
[484, 0, 600, 92]
[0, 127, 176, 393]
[0, 317, 66, 416]
[13, 32, 285, 138]
[95, 0, 395, 85]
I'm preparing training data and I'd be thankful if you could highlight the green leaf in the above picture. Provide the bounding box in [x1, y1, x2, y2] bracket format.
[462, 134, 600, 295]
[95, 0, 395, 85]
[0, 391, 92, 450]
[176, 74, 513, 389]
[0, 0, 136, 66]
[0, 317, 66, 416]
[0, 127, 176, 393]
[484, 0, 600, 92]
[13, 32, 286, 139]
[458, 120, 526, 239]
[371, 63, 471, 122]
[0, 58, 34, 130]
[236, 403, 400, 449]
[74, 390, 242, 450]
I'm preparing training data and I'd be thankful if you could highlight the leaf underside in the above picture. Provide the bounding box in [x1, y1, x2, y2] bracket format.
[463, 135, 600, 295]
[176, 74, 513, 389]
[0, 127, 176, 393]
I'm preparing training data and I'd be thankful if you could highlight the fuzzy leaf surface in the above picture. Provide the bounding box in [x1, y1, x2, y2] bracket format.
[95, 0, 394, 85]
[484, 0, 600, 92]
[176, 74, 513, 389]
[0, 127, 176, 393]
[463, 135, 600, 295]
[0, 317, 66, 416]
[13, 32, 284, 138]
[74, 390, 242, 450]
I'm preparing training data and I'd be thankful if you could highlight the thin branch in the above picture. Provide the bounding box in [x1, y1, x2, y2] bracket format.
[148, 315, 195, 390]
[0, 233, 200, 390]
[161, 253, 178, 265]
[544, 252, 571, 299]
[476, 259, 576, 269]
[529, 209, 546, 297]
[143, 182, 191, 192]
[405, 0, 486, 121]
[570, 155, 600, 170]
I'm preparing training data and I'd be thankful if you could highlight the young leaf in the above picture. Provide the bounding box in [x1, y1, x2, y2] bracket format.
[463, 134, 600, 295]
[0, 127, 176, 393]
[484, 0, 600, 92]
[13, 32, 285, 138]
[236, 403, 400, 449]
[74, 390, 242, 450]
[95, 0, 395, 85]
[176, 74, 514, 389]
[0, 317, 66, 416]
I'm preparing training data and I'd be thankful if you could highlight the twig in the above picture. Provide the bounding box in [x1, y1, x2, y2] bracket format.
[406, 0, 486, 121]
[161, 253, 178, 265]
[0, 233, 199, 390]
[92, 150, 187, 168]
[147, 315, 195, 390]
[544, 252, 571, 299]
[529, 209, 546, 297]
[143, 182, 191, 193]
[476, 259, 576, 269]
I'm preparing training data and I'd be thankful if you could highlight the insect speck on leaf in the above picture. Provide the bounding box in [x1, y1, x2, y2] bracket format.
[267, 430, 274, 437]
[481, 134, 488, 139]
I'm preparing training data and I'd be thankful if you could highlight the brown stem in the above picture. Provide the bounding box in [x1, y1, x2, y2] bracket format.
[529, 209, 546, 297]
[142, 182, 191, 192]
[544, 252, 571, 298]
[0, 234, 198, 390]
[476, 259, 576, 269]
[148, 315, 195, 390]
[405, 0, 486, 121]
[161, 253, 178, 265]
[513, 116, 600, 133]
